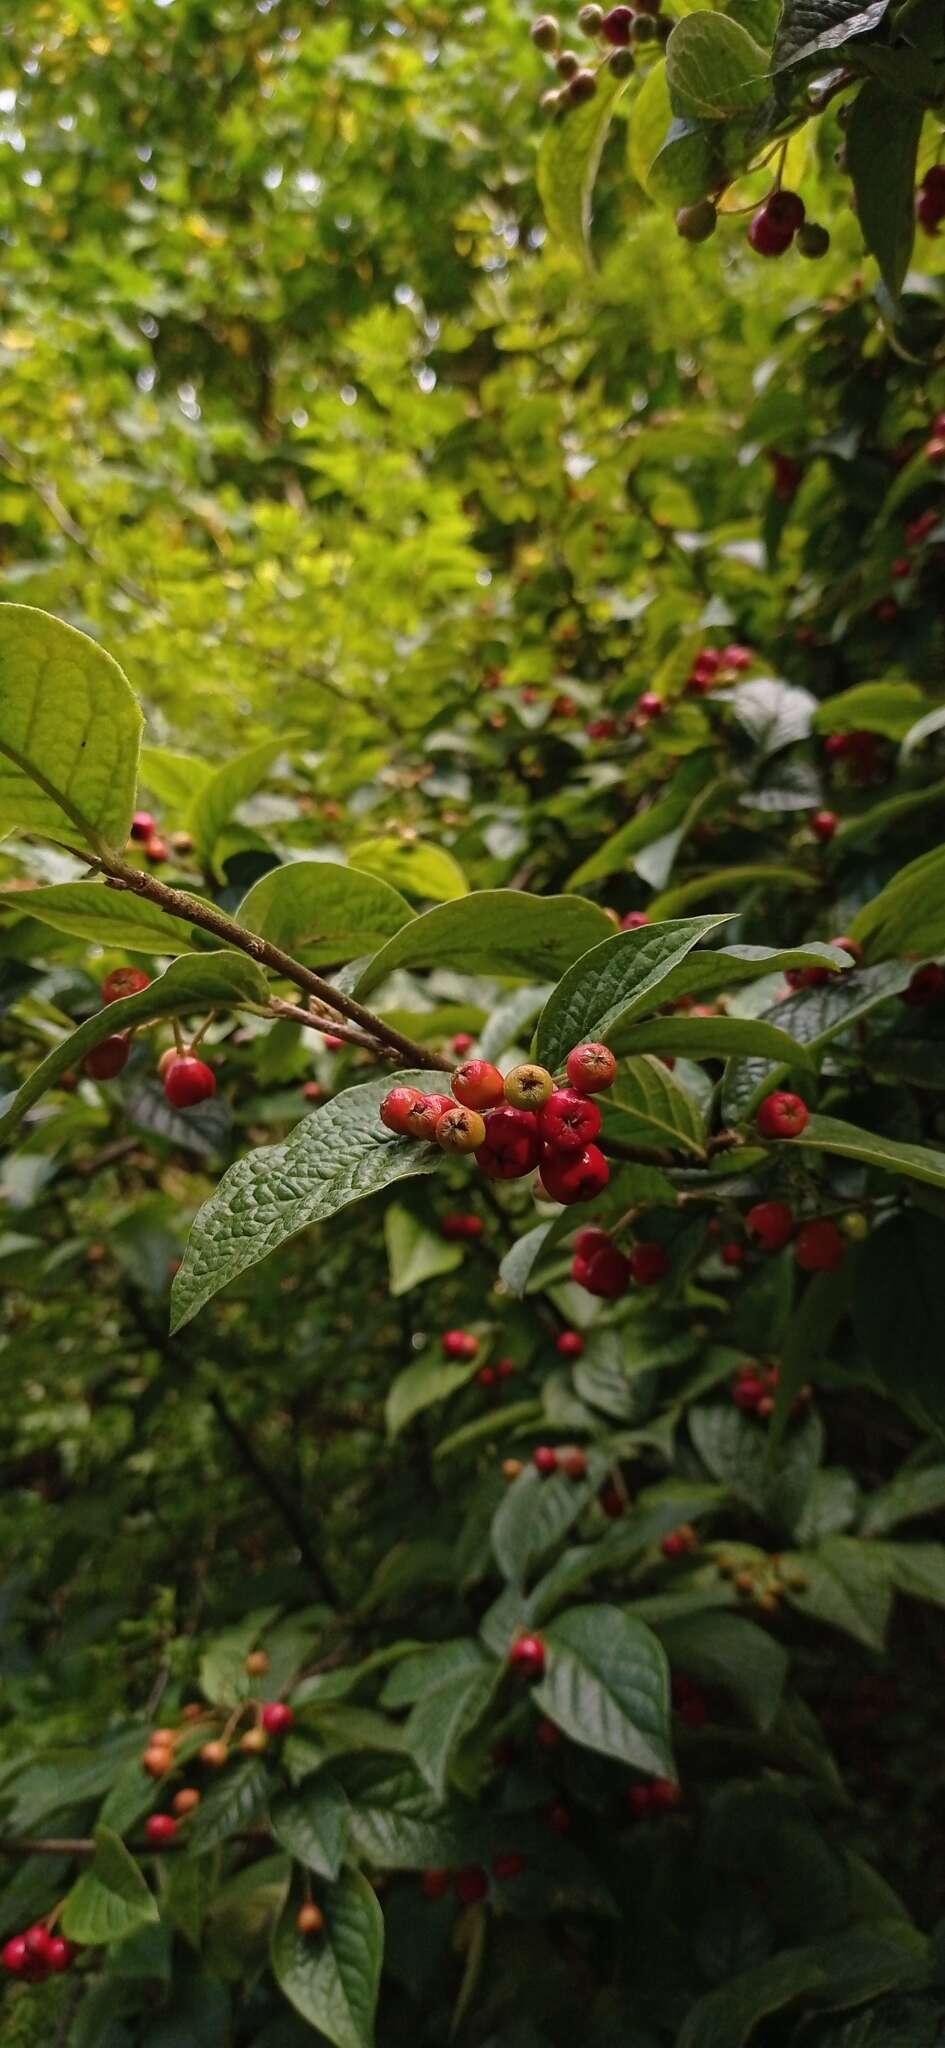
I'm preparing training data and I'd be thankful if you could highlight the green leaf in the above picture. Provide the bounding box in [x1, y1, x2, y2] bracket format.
[238, 861, 412, 967]
[678, 1923, 925, 2048]
[171, 1071, 443, 1330]
[773, 0, 891, 67]
[198, 1608, 281, 1707]
[792, 1114, 945, 1192]
[491, 1462, 600, 1585]
[534, 1603, 673, 1776]
[779, 1538, 893, 1650]
[852, 1211, 945, 1433]
[348, 837, 468, 902]
[649, 864, 818, 921]
[0, 951, 270, 1145]
[813, 681, 927, 743]
[60, 1827, 158, 1946]
[352, 890, 612, 999]
[271, 1869, 383, 2048]
[405, 1662, 499, 1799]
[188, 737, 296, 875]
[567, 756, 711, 886]
[187, 1760, 270, 1852]
[534, 915, 732, 1071]
[850, 844, 945, 957]
[607, 1055, 707, 1155]
[860, 1463, 945, 1536]
[0, 605, 143, 852]
[665, 14, 769, 120]
[0, 879, 200, 954]
[384, 1203, 462, 1297]
[386, 1346, 480, 1439]
[655, 1612, 787, 1729]
[616, 943, 852, 1028]
[616, 1014, 815, 1069]
[271, 1772, 350, 1880]
[538, 69, 629, 265]
[340, 1757, 468, 1870]
[847, 82, 921, 299]
[139, 745, 212, 812]
[649, 114, 719, 208]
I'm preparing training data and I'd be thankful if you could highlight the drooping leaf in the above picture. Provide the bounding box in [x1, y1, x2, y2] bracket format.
[491, 1463, 600, 1585]
[171, 1071, 443, 1330]
[792, 1114, 945, 1192]
[812, 681, 927, 743]
[538, 69, 630, 264]
[615, 1014, 816, 1067]
[405, 1662, 499, 1799]
[850, 844, 945, 957]
[665, 13, 769, 119]
[847, 82, 921, 300]
[386, 1346, 480, 1439]
[677, 1923, 925, 2048]
[607, 1055, 707, 1155]
[238, 861, 412, 967]
[655, 1612, 787, 1729]
[60, 1828, 159, 1946]
[533, 1604, 673, 1776]
[187, 1760, 271, 1852]
[384, 1204, 463, 1297]
[271, 1869, 383, 2048]
[0, 605, 143, 852]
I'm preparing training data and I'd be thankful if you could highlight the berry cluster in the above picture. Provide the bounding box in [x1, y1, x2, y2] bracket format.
[530, 5, 668, 117]
[422, 1853, 526, 1904]
[380, 1043, 617, 1206]
[625, 1777, 682, 1817]
[532, 1443, 588, 1480]
[677, 189, 829, 261]
[140, 1688, 294, 1806]
[82, 971, 217, 1106]
[661, 1521, 699, 1559]
[2, 1924, 77, 1982]
[916, 165, 945, 235]
[732, 1362, 781, 1418]
[441, 1210, 484, 1240]
[684, 642, 752, 695]
[129, 809, 194, 867]
[570, 1225, 670, 1297]
[823, 728, 888, 785]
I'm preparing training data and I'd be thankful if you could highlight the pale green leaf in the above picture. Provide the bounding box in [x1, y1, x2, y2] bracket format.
[0, 605, 142, 852]
[61, 1828, 158, 1946]
[238, 860, 412, 967]
[538, 69, 629, 265]
[0, 879, 200, 954]
[189, 737, 297, 875]
[386, 1346, 479, 1440]
[348, 837, 468, 902]
[271, 1772, 350, 1880]
[352, 890, 612, 999]
[384, 1203, 462, 1297]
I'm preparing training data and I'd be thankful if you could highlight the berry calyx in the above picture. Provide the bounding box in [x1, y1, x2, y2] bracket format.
[539, 1086, 602, 1153]
[556, 1330, 584, 1358]
[83, 1033, 131, 1081]
[436, 1105, 487, 1153]
[102, 967, 151, 1004]
[533, 1444, 560, 1475]
[630, 1242, 670, 1286]
[421, 1868, 451, 1900]
[757, 1092, 809, 1140]
[164, 1056, 216, 1109]
[509, 1633, 546, 1679]
[675, 200, 717, 243]
[794, 1219, 846, 1272]
[261, 1702, 295, 1735]
[146, 1814, 178, 1844]
[453, 1060, 506, 1111]
[297, 1903, 326, 1935]
[540, 1143, 610, 1205]
[811, 809, 838, 843]
[504, 1062, 554, 1110]
[565, 1042, 618, 1094]
[746, 1201, 795, 1252]
[443, 1330, 479, 1360]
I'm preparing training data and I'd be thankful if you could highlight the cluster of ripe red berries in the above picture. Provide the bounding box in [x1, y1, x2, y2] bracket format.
[530, 5, 667, 116]
[381, 1043, 618, 1205]
[747, 1200, 849, 1271]
[626, 1777, 682, 1817]
[685, 642, 752, 694]
[81, 968, 217, 1106]
[571, 1223, 669, 1298]
[423, 1853, 527, 1905]
[140, 1678, 294, 1836]
[129, 809, 194, 867]
[823, 728, 889, 785]
[732, 1362, 781, 1418]
[532, 1443, 588, 1480]
[586, 690, 666, 739]
[916, 165, 945, 234]
[2, 1924, 77, 1981]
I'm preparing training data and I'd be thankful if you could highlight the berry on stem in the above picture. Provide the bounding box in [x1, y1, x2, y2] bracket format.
[164, 1056, 216, 1109]
[900, 963, 945, 1007]
[556, 1330, 584, 1358]
[130, 810, 157, 842]
[504, 1063, 554, 1110]
[746, 1201, 795, 1252]
[541, 1143, 610, 1204]
[811, 809, 838, 843]
[261, 1702, 295, 1735]
[757, 1092, 809, 1140]
[455, 1866, 489, 1904]
[102, 967, 151, 1004]
[422, 1868, 451, 1899]
[530, 13, 559, 48]
[509, 1633, 546, 1679]
[574, 1242, 632, 1298]
[297, 1903, 326, 1935]
[601, 4, 634, 42]
[533, 1444, 560, 1475]
[436, 1105, 487, 1153]
[146, 1814, 178, 1844]
[539, 1086, 602, 1153]
[443, 1330, 479, 1361]
[453, 1060, 506, 1111]
[676, 200, 717, 243]
[794, 1219, 846, 1272]
[83, 1034, 131, 1081]
[566, 1042, 618, 1094]
[630, 1242, 670, 1286]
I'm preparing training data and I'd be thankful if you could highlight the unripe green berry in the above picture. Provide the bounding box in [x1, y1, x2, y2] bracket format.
[556, 47, 581, 77]
[578, 3, 604, 29]
[609, 45, 635, 74]
[631, 14, 658, 40]
[797, 221, 830, 258]
[540, 87, 565, 115]
[675, 199, 717, 243]
[531, 13, 560, 49]
[504, 1063, 555, 1111]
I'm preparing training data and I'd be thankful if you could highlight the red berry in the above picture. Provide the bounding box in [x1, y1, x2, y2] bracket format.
[621, 911, 651, 929]
[733, 1373, 765, 1412]
[146, 1814, 178, 1844]
[794, 1219, 846, 1272]
[539, 1086, 602, 1153]
[83, 1033, 131, 1081]
[541, 1144, 610, 1204]
[102, 967, 151, 1004]
[476, 1365, 498, 1389]
[452, 1033, 475, 1056]
[130, 810, 157, 841]
[533, 1444, 560, 1475]
[722, 1242, 745, 1268]
[404, 1093, 453, 1141]
[831, 934, 863, 965]
[768, 189, 805, 232]
[164, 1056, 216, 1109]
[455, 1866, 488, 1905]
[906, 508, 939, 545]
[637, 691, 664, 721]
[630, 1242, 670, 1286]
[453, 1060, 505, 1111]
[422, 1868, 451, 1899]
[556, 1330, 584, 1358]
[900, 963, 945, 1007]
[601, 4, 634, 41]
[2, 1937, 30, 1975]
[600, 1483, 623, 1518]
[757, 1092, 809, 1140]
[442, 1211, 483, 1240]
[560, 1448, 588, 1480]
[626, 1784, 651, 1818]
[476, 1105, 542, 1181]
[811, 809, 838, 843]
[720, 644, 752, 671]
[261, 1703, 295, 1735]
[574, 1225, 611, 1258]
[649, 1778, 683, 1811]
[565, 1042, 618, 1094]
[497, 1356, 516, 1380]
[918, 188, 945, 233]
[23, 1924, 53, 1965]
[585, 717, 618, 741]
[443, 1330, 479, 1361]
[380, 1086, 425, 1134]
[536, 1717, 561, 1749]
[825, 732, 850, 758]
[545, 1801, 572, 1833]
[492, 1851, 526, 1881]
[144, 834, 169, 863]
[302, 1080, 323, 1102]
[576, 1243, 632, 1299]
[46, 1936, 75, 1974]
[748, 205, 794, 257]
[746, 1201, 795, 1252]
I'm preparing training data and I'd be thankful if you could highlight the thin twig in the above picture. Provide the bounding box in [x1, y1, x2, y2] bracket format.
[206, 1388, 339, 1607]
[267, 996, 397, 1060]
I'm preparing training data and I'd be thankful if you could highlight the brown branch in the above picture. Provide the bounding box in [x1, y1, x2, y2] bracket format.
[93, 851, 451, 1073]
[267, 996, 398, 1061]
[0, 1832, 271, 1857]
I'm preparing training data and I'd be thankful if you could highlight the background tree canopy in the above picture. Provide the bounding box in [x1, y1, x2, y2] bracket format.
[1, 0, 945, 2042]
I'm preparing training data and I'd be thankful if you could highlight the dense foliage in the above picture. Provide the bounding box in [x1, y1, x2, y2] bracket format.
[1, 3, 945, 2044]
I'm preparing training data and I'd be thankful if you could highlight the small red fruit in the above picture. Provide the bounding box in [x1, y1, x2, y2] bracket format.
[661, 1529, 688, 1559]
[403, 1093, 452, 1141]
[302, 1080, 323, 1102]
[442, 1212, 484, 1240]
[443, 1330, 479, 1361]
[794, 1219, 846, 1272]
[545, 1801, 572, 1833]
[600, 1483, 623, 1518]
[261, 1703, 295, 1735]
[297, 1903, 326, 1935]
[649, 1778, 683, 1811]
[576, 1243, 632, 1298]
[164, 1056, 216, 1109]
[601, 4, 634, 41]
[565, 1042, 618, 1094]
[452, 1033, 475, 1056]
[453, 1060, 505, 1111]
[510, 1633, 546, 1680]
[556, 1331, 584, 1358]
[573, 1225, 611, 1259]
[536, 1717, 561, 1749]
[637, 691, 664, 721]
[497, 1355, 516, 1380]
[722, 1242, 745, 1268]
[492, 1851, 526, 1881]
[626, 1784, 651, 1818]
[748, 205, 794, 257]
[476, 1105, 542, 1180]
[561, 1447, 588, 1480]
[539, 1086, 602, 1153]
[455, 1866, 488, 1905]
[540, 1144, 610, 1204]
[476, 1365, 498, 1389]
[102, 967, 151, 1004]
[46, 1937, 76, 1973]
[172, 1788, 201, 1816]
[146, 1814, 178, 1844]
[144, 834, 169, 863]
[900, 963, 945, 1007]
[422, 1868, 451, 1900]
[436, 1105, 487, 1153]
[720, 644, 752, 671]
[2, 1936, 30, 1975]
[130, 810, 157, 841]
[83, 1033, 131, 1081]
[831, 934, 863, 965]
[381, 1085, 424, 1134]
[757, 1092, 809, 1140]
[630, 1242, 670, 1286]
[746, 1201, 795, 1252]
[621, 910, 651, 929]
[811, 809, 838, 843]
[23, 1924, 53, 1965]
[533, 1445, 560, 1475]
